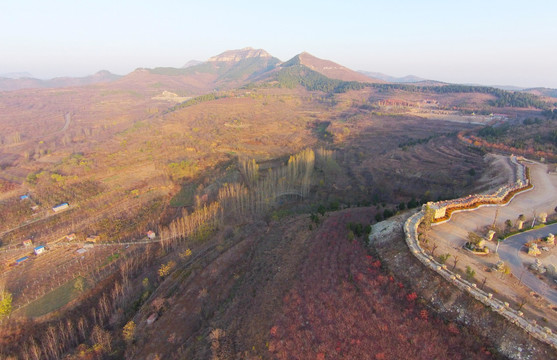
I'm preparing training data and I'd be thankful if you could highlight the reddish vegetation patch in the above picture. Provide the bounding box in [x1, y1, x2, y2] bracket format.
[459, 131, 557, 161]
[269, 210, 494, 360]
[0, 178, 18, 193]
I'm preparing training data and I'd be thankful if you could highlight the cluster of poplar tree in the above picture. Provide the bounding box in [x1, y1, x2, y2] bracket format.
[16, 246, 157, 359]
[159, 202, 223, 250]
[219, 149, 315, 217]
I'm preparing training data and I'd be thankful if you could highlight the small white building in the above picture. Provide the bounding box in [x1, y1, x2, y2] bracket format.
[52, 202, 69, 213]
[147, 230, 156, 240]
[34, 245, 45, 255]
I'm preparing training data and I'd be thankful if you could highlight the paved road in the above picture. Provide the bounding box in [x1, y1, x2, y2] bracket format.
[498, 223, 557, 305]
[429, 159, 557, 306]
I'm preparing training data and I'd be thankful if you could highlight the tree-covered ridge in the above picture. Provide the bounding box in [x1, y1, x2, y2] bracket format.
[218, 56, 281, 82]
[166, 93, 227, 113]
[371, 83, 550, 109]
[473, 117, 557, 157]
[273, 65, 366, 93]
[148, 62, 218, 76]
[271, 66, 549, 107]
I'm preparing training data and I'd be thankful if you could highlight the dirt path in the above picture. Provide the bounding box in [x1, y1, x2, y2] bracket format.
[60, 112, 71, 132]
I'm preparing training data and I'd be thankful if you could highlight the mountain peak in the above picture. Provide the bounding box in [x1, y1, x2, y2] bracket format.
[208, 47, 272, 62]
[283, 52, 382, 83]
[182, 60, 203, 68]
[93, 70, 114, 76]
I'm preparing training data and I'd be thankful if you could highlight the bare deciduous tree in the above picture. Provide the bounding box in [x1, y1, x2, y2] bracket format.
[452, 255, 459, 271]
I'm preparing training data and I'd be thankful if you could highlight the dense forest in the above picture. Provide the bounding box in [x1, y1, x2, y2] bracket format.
[371, 83, 550, 109]
[274, 65, 366, 93]
[273, 67, 550, 108]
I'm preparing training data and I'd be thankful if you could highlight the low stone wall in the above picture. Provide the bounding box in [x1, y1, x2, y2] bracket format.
[429, 156, 532, 224]
[403, 157, 557, 350]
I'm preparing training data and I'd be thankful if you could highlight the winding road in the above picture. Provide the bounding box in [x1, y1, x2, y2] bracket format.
[498, 224, 557, 305]
[429, 157, 557, 306]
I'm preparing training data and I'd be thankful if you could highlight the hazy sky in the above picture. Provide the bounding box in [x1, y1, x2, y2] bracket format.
[1, 0, 556, 88]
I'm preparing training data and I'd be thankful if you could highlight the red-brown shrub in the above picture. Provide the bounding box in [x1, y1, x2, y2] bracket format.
[268, 210, 494, 360]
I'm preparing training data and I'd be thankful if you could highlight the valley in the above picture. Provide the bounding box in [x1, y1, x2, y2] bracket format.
[0, 48, 556, 359]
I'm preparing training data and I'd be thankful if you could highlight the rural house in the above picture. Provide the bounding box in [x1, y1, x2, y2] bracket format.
[15, 256, 29, 265]
[52, 202, 69, 213]
[34, 245, 45, 255]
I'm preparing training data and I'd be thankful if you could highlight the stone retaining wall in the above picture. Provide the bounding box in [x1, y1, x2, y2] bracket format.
[429, 156, 532, 224]
[403, 156, 557, 350]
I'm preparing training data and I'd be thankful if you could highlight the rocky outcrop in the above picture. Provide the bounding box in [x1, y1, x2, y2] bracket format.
[208, 47, 272, 62]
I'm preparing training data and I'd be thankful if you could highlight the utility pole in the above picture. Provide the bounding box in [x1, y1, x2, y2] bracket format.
[518, 268, 526, 286]
[492, 207, 499, 229]
[531, 210, 536, 228]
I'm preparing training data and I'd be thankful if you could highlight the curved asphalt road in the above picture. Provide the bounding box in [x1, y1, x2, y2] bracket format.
[498, 223, 557, 305]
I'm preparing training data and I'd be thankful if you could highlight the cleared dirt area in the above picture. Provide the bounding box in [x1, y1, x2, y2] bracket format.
[428, 158, 557, 330]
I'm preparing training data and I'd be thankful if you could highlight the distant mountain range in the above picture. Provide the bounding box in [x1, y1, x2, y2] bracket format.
[358, 71, 426, 83]
[360, 71, 557, 100]
[2, 48, 556, 99]
[0, 70, 121, 91]
[0, 48, 384, 93]
[110, 47, 386, 96]
[0, 72, 34, 79]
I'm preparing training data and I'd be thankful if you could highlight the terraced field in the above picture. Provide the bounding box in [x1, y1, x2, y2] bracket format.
[336, 115, 492, 203]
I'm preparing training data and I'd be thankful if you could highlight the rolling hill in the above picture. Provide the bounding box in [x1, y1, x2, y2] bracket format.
[522, 87, 557, 101]
[0, 70, 121, 92]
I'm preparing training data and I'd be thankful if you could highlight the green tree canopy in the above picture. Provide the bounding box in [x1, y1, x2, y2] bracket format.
[0, 290, 12, 320]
